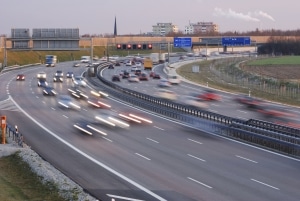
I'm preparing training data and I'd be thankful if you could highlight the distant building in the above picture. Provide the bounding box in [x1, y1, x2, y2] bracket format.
[184, 22, 219, 34]
[152, 23, 178, 36]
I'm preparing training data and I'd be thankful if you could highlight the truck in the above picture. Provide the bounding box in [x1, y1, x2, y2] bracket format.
[143, 58, 153, 70]
[150, 53, 159, 65]
[159, 53, 166, 63]
[45, 55, 57, 67]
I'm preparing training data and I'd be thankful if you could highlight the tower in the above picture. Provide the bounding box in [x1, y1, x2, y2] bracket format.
[114, 16, 117, 36]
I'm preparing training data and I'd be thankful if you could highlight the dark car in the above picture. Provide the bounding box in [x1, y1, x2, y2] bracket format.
[53, 75, 63, 82]
[139, 72, 148, 81]
[235, 95, 264, 109]
[66, 72, 74, 78]
[55, 70, 63, 77]
[153, 73, 161, 79]
[134, 69, 142, 76]
[115, 62, 121, 66]
[112, 74, 121, 82]
[37, 79, 48, 87]
[43, 86, 57, 96]
[122, 70, 130, 79]
[16, 74, 25, 81]
[108, 64, 114, 69]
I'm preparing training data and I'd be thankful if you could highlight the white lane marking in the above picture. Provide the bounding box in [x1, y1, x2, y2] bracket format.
[153, 126, 164, 130]
[208, 109, 218, 113]
[36, 96, 39, 99]
[188, 177, 212, 189]
[63, 115, 69, 119]
[51, 107, 56, 111]
[9, 95, 166, 201]
[188, 138, 203, 144]
[236, 155, 258, 163]
[107, 194, 145, 201]
[83, 108, 88, 112]
[42, 101, 46, 104]
[251, 179, 280, 190]
[187, 154, 206, 162]
[211, 104, 219, 107]
[237, 110, 248, 114]
[102, 136, 113, 142]
[135, 153, 151, 161]
[147, 138, 159, 143]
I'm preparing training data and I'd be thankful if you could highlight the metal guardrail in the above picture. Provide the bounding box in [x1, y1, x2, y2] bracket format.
[87, 63, 300, 158]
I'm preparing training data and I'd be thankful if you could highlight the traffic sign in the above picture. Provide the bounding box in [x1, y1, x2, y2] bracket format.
[173, 37, 192, 47]
[222, 37, 251, 46]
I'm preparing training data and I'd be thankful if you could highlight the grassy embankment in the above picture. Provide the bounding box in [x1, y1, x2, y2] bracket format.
[0, 153, 68, 201]
[176, 56, 300, 106]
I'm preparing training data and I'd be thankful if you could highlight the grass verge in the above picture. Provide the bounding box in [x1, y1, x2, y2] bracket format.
[0, 152, 67, 201]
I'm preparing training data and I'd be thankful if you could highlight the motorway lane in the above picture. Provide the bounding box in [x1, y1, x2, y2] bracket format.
[2, 62, 300, 201]
[102, 61, 300, 123]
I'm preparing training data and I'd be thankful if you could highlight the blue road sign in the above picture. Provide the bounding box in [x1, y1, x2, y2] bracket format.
[222, 37, 251, 46]
[173, 37, 192, 47]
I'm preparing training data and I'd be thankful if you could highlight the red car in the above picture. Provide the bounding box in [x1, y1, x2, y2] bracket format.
[139, 73, 148, 81]
[16, 74, 25, 81]
[199, 90, 221, 101]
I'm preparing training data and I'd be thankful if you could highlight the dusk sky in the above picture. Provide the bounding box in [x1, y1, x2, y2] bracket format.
[1, 0, 298, 36]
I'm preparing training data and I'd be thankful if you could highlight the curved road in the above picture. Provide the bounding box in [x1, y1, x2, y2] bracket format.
[0, 61, 300, 201]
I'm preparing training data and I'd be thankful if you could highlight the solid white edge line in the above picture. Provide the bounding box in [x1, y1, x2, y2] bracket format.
[9, 95, 167, 201]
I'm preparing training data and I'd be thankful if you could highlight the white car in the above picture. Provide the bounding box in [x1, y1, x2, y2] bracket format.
[131, 66, 138, 72]
[182, 96, 208, 109]
[158, 78, 171, 87]
[72, 76, 87, 87]
[37, 72, 47, 79]
[154, 89, 177, 101]
[135, 62, 142, 67]
[125, 61, 132, 66]
[128, 74, 139, 82]
[167, 75, 181, 84]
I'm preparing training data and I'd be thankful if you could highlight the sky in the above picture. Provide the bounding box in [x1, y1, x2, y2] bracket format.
[0, 0, 299, 36]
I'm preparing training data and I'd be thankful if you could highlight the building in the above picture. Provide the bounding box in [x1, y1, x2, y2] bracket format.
[185, 22, 219, 35]
[152, 23, 178, 36]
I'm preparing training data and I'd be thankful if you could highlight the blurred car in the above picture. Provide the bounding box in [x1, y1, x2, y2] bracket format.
[68, 88, 89, 99]
[87, 96, 111, 109]
[55, 70, 63, 77]
[37, 79, 48, 87]
[167, 75, 181, 85]
[139, 72, 148, 81]
[135, 62, 142, 67]
[73, 120, 107, 136]
[37, 72, 46, 79]
[198, 90, 221, 101]
[125, 61, 132, 66]
[95, 110, 130, 129]
[154, 89, 177, 101]
[235, 95, 264, 109]
[66, 72, 74, 78]
[112, 74, 121, 82]
[158, 78, 171, 87]
[182, 96, 208, 109]
[53, 75, 63, 82]
[153, 73, 161, 79]
[131, 66, 138, 72]
[134, 69, 142, 76]
[16, 74, 25, 81]
[122, 70, 130, 79]
[57, 95, 81, 110]
[72, 76, 87, 87]
[73, 62, 80, 67]
[43, 86, 57, 96]
[149, 71, 155, 77]
[128, 74, 139, 82]
[108, 64, 114, 69]
[115, 62, 121, 66]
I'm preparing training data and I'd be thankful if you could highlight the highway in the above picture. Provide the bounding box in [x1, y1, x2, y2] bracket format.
[1, 60, 300, 201]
